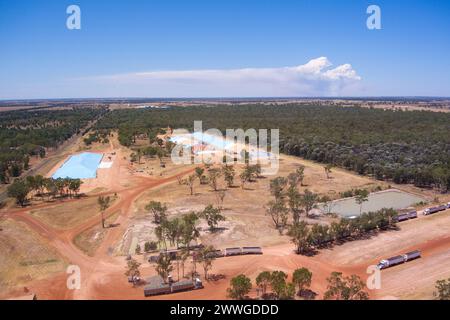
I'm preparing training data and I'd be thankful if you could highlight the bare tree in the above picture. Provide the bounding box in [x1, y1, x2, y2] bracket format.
[324, 164, 333, 179]
[215, 190, 227, 209]
[98, 196, 111, 229]
[208, 168, 222, 191]
[183, 174, 197, 196]
[296, 165, 306, 186]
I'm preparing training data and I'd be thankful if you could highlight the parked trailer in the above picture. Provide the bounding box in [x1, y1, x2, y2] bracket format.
[407, 210, 418, 219]
[144, 284, 171, 297]
[242, 247, 263, 255]
[377, 250, 421, 270]
[396, 210, 417, 222]
[206, 250, 224, 258]
[396, 213, 410, 223]
[171, 280, 195, 293]
[224, 247, 243, 256]
[144, 278, 203, 297]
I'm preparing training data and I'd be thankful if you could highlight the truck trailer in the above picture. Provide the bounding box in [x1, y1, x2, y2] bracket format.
[407, 210, 418, 219]
[396, 213, 409, 222]
[377, 250, 421, 270]
[144, 283, 171, 296]
[144, 277, 203, 297]
[404, 250, 421, 262]
[224, 247, 243, 256]
[396, 210, 417, 222]
[241, 247, 263, 255]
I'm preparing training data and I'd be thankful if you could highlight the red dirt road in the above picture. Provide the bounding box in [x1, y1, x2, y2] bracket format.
[2, 144, 450, 300]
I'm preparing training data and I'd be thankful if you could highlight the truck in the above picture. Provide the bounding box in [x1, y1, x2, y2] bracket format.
[377, 250, 421, 270]
[423, 205, 447, 215]
[377, 255, 406, 270]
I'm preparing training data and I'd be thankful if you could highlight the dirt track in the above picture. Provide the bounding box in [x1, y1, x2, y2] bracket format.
[2, 140, 450, 300]
[1, 140, 197, 299]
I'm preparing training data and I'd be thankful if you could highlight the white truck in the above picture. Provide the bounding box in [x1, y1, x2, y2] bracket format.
[377, 250, 421, 270]
[423, 205, 447, 215]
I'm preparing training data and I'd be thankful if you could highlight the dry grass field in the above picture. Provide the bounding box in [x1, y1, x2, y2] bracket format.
[0, 219, 66, 294]
[73, 210, 121, 256]
[29, 196, 118, 231]
[126, 154, 381, 253]
[1, 128, 449, 301]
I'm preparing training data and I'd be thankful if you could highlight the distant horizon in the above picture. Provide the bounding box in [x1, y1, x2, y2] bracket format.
[1, 1, 450, 99]
[1, 96, 450, 103]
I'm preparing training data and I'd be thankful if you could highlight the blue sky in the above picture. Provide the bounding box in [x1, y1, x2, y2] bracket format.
[0, 0, 449, 99]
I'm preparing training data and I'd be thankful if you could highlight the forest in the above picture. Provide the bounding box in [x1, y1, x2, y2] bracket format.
[0, 107, 106, 183]
[96, 104, 450, 191]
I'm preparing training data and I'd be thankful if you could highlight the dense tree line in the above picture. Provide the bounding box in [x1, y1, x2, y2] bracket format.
[7, 175, 83, 206]
[83, 129, 111, 145]
[95, 104, 450, 191]
[0, 107, 106, 183]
